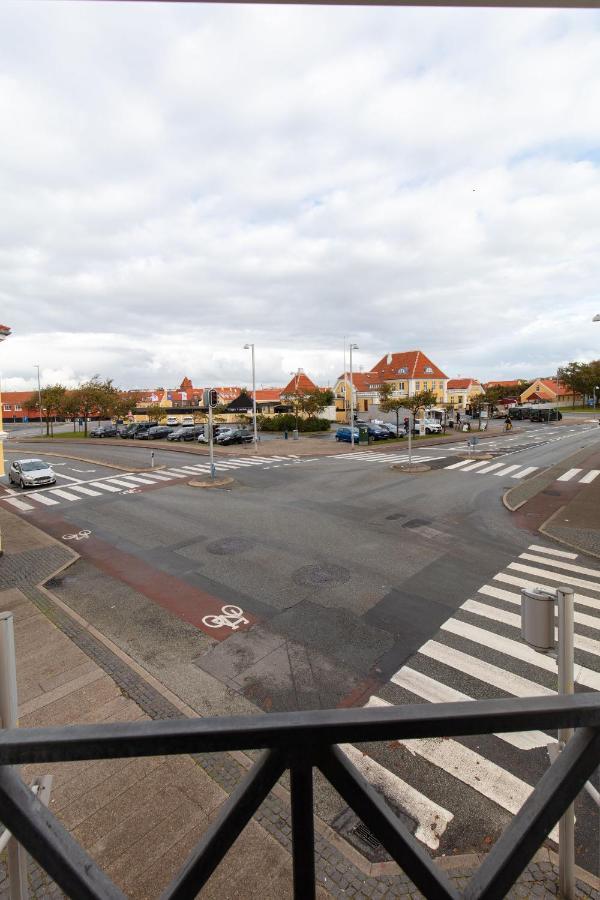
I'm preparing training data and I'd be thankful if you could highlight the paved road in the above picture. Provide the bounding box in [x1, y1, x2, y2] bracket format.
[1, 421, 598, 870]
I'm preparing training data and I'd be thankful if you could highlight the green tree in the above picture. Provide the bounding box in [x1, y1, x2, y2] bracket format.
[377, 383, 407, 434]
[302, 388, 334, 418]
[26, 385, 67, 436]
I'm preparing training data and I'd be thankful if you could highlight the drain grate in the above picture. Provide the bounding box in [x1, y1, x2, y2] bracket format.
[353, 822, 382, 851]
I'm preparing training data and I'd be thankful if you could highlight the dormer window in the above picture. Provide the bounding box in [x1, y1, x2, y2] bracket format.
[424, 366, 433, 374]
[398, 367, 408, 375]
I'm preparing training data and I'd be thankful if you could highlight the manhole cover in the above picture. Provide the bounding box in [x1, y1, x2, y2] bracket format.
[292, 563, 350, 587]
[206, 537, 254, 556]
[403, 517, 432, 529]
[386, 513, 406, 521]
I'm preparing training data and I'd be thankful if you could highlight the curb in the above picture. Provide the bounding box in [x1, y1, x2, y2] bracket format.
[187, 477, 234, 489]
[539, 505, 600, 561]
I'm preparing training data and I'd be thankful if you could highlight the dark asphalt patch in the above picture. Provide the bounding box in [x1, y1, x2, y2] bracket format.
[291, 563, 350, 587]
[206, 537, 255, 556]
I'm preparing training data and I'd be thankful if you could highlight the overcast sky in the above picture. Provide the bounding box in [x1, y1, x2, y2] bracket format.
[1, 1, 599, 392]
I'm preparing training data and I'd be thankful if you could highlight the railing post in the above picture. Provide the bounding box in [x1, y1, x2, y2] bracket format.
[0, 613, 29, 900]
[557, 587, 575, 900]
[290, 755, 316, 900]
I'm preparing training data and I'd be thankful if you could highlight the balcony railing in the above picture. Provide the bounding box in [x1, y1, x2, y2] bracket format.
[0, 692, 598, 899]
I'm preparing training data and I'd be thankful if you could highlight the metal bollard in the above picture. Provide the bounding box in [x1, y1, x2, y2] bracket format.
[0, 613, 29, 900]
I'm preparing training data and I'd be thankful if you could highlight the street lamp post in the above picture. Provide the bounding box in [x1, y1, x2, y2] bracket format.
[34, 365, 43, 435]
[349, 343, 358, 447]
[243, 344, 258, 450]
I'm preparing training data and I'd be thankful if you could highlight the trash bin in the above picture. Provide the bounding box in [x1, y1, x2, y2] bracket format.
[292, 429, 299, 441]
[358, 426, 368, 444]
[521, 588, 555, 650]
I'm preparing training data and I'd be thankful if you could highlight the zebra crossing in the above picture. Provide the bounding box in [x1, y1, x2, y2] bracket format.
[331, 450, 448, 464]
[0, 455, 307, 512]
[345, 544, 600, 850]
[445, 458, 600, 484]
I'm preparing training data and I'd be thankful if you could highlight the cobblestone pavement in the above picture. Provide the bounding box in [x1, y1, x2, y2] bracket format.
[7, 578, 596, 899]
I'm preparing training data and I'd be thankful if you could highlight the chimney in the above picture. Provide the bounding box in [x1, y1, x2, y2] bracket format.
[386, 353, 392, 365]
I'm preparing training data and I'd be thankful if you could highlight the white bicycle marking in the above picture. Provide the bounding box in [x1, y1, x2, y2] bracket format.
[62, 529, 92, 542]
[202, 605, 249, 630]
[120, 488, 140, 495]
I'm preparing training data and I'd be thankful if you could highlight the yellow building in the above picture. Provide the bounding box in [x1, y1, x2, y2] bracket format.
[0, 324, 11, 476]
[446, 378, 484, 410]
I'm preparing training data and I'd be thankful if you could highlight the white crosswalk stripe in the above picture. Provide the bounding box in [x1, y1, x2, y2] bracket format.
[4, 496, 35, 511]
[443, 460, 598, 484]
[67, 484, 102, 497]
[48, 488, 82, 502]
[29, 493, 60, 506]
[90, 481, 123, 492]
[557, 468, 582, 482]
[350, 543, 600, 849]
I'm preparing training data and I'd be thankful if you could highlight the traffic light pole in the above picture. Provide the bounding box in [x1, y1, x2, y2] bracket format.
[209, 402, 215, 481]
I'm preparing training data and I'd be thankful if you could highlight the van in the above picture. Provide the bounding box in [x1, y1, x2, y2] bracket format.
[166, 416, 179, 426]
[181, 415, 195, 426]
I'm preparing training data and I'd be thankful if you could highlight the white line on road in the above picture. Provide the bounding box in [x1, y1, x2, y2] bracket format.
[518, 552, 600, 580]
[52, 472, 84, 482]
[511, 467, 538, 479]
[478, 584, 600, 632]
[508, 562, 600, 595]
[445, 460, 473, 470]
[474, 463, 506, 474]
[47, 488, 82, 502]
[90, 482, 123, 493]
[557, 468, 582, 482]
[494, 465, 521, 477]
[29, 493, 59, 506]
[340, 742, 453, 850]
[528, 544, 578, 559]
[390, 667, 551, 750]
[579, 470, 600, 484]
[118, 474, 157, 485]
[494, 572, 600, 612]
[67, 484, 102, 497]
[3, 497, 34, 511]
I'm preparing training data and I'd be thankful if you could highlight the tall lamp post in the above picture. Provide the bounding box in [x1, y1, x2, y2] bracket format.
[349, 343, 358, 447]
[243, 344, 258, 450]
[34, 364, 43, 435]
[0, 325, 11, 480]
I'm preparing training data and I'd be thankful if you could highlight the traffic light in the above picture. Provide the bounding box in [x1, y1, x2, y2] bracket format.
[209, 389, 218, 408]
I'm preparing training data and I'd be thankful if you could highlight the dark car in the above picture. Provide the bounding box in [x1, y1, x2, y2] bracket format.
[145, 425, 174, 440]
[335, 426, 360, 442]
[215, 428, 253, 446]
[367, 425, 389, 440]
[90, 424, 118, 438]
[119, 424, 139, 438]
[130, 422, 159, 439]
[168, 425, 204, 442]
[379, 423, 403, 437]
[530, 408, 562, 423]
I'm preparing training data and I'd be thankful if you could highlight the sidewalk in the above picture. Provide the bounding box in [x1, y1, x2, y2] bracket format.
[0, 508, 598, 899]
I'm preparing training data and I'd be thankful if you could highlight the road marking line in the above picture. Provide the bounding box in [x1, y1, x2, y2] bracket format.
[118, 475, 157, 485]
[579, 470, 600, 484]
[445, 460, 473, 470]
[90, 482, 122, 493]
[340, 742, 453, 850]
[494, 572, 600, 612]
[557, 468, 582, 482]
[3, 497, 34, 511]
[166, 468, 201, 476]
[162, 471, 188, 478]
[511, 467, 538, 479]
[461, 598, 599, 656]
[47, 488, 82, 502]
[528, 544, 578, 559]
[105, 478, 144, 488]
[519, 552, 600, 580]
[494, 465, 521, 476]
[366, 697, 558, 840]
[441, 618, 600, 690]
[508, 562, 600, 595]
[460, 461, 492, 472]
[474, 462, 505, 474]
[420, 639, 553, 697]
[390, 667, 550, 750]
[227, 459, 265, 466]
[52, 472, 83, 483]
[141, 472, 173, 481]
[29, 493, 60, 506]
[67, 485, 102, 497]
[478, 583, 600, 632]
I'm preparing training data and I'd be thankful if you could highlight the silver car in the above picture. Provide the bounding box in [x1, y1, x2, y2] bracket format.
[8, 458, 56, 489]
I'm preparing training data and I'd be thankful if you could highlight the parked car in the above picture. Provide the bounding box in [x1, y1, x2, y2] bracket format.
[8, 458, 56, 488]
[121, 422, 158, 439]
[144, 425, 174, 440]
[530, 408, 562, 423]
[168, 425, 204, 442]
[90, 424, 118, 438]
[335, 427, 360, 442]
[413, 418, 443, 435]
[380, 423, 404, 437]
[216, 428, 253, 445]
[367, 425, 390, 440]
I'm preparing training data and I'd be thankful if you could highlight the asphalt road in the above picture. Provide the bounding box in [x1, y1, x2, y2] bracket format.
[1, 420, 599, 869]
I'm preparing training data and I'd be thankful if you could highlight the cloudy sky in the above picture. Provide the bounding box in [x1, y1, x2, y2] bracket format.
[1, 1, 600, 392]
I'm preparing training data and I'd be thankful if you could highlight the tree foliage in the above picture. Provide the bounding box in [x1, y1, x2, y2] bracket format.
[558, 361, 600, 406]
[26, 385, 67, 436]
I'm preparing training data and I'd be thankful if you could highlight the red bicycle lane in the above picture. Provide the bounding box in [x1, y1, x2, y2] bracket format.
[37, 513, 258, 641]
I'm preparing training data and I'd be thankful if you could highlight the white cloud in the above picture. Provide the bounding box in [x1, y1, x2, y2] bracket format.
[1, 2, 600, 390]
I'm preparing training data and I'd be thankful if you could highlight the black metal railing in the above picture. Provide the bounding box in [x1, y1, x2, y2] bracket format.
[0, 693, 599, 900]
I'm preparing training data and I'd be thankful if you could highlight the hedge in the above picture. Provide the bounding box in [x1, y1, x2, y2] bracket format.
[258, 414, 331, 432]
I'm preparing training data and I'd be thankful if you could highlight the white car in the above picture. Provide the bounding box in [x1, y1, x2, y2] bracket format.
[8, 458, 56, 489]
[415, 419, 443, 435]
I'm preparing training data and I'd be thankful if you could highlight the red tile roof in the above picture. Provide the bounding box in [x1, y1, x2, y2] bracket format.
[338, 372, 383, 392]
[483, 379, 525, 389]
[252, 389, 283, 402]
[0, 324, 11, 337]
[370, 351, 447, 381]
[536, 379, 574, 397]
[281, 372, 318, 395]
[447, 378, 480, 390]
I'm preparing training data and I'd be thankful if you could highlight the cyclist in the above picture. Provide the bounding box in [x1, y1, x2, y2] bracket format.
[504, 414, 513, 432]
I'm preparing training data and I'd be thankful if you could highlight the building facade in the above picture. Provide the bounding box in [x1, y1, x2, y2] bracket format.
[520, 379, 582, 406]
[446, 378, 484, 410]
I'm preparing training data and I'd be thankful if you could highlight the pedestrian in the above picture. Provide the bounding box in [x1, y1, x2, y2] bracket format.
[456, 411, 461, 425]
[403, 416, 409, 434]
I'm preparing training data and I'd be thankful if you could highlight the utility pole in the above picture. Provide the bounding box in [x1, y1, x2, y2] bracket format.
[34, 365, 43, 435]
[343, 337, 347, 423]
[349, 344, 358, 447]
[244, 344, 258, 451]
